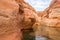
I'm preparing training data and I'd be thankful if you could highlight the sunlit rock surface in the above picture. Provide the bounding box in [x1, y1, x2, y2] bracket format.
[18, 0, 37, 30]
[39, 0, 60, 40]
[0, 0, 23, 40]
[0, 0, 38, 40]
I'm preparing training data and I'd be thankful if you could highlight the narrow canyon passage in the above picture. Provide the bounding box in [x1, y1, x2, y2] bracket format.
[0, 0, 60, 40]
[22, 29, 48, 40]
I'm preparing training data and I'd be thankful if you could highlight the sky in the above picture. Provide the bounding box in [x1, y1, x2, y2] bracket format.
[25, 0, 52, 11]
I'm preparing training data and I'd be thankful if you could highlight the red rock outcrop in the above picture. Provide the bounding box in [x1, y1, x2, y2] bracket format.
[37, 11, 46, 17]
[0, 0, 22, 40]
[16, 0, 38, 30]
[0, 0, 39, 40]
[39, 0, 60, 40]
[42, 0, 60, 27]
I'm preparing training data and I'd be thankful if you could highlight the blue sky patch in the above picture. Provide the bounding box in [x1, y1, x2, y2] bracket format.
[25, 0, 52, 11]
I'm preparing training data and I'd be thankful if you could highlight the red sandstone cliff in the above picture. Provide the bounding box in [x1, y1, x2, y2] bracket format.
[37, 0, 60, 40]
[0, 0, 38, 40]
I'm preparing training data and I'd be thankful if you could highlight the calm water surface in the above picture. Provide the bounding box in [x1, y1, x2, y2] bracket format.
[22, 29, 47, 40]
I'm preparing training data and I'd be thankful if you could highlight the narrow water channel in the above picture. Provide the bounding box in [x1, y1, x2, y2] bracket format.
[22, 29, 47, 40]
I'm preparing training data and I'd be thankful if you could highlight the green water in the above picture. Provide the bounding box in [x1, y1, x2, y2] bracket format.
[22, 29, 48, 40]
[22, 29, 35, 40]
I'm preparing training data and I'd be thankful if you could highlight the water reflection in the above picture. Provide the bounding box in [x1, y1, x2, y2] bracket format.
[22, 29, 47, 40]
[22, 29, 35, 40]
[35, 36, 47, 40]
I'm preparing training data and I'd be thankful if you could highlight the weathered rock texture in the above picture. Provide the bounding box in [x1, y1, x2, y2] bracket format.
[0, 0, 39, 40]
[39, 0, 60, 40]
[17, 0, 37, 30]
[0, 0, 22, 40]
[1, 0, 60, 40]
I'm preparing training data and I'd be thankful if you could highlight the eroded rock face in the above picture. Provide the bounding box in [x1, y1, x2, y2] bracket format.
[17, 0, 37, 30]
[44, 0, 60, 27]
[40, 0, 60, 40]
[0, 0, 23, 40]
[0, 0, 38, 40]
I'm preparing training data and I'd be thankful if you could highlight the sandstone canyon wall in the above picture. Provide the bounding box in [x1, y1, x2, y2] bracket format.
[0, 0, 60, 40]
[0, 0, 22, 40]
[38, 0, 60, 40]
[0, 0, 39, 40]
